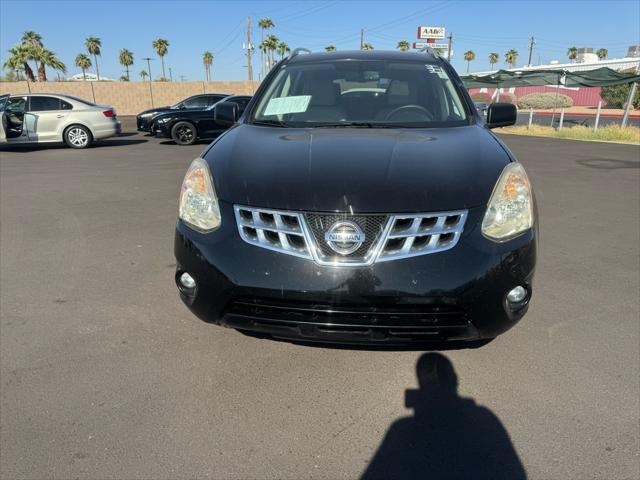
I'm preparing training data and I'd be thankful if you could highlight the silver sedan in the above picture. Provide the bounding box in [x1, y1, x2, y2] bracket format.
[0, 93, 121, 148]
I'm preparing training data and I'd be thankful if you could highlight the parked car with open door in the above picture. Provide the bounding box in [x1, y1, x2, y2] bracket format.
[0, 93, 121, 149]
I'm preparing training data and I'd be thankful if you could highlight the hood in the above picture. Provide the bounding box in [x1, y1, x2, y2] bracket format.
[138, 106, 171, 116]
[208, 124, 512, 213]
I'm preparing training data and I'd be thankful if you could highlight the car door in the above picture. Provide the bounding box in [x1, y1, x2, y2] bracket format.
[2, 96, 28, 143]
[0, 94, 8, 144]
[27, 96, 65, 141]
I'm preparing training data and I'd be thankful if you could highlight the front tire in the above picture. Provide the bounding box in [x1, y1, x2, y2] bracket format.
[64, 125, 92, 149]
[171, 121, 197, 146]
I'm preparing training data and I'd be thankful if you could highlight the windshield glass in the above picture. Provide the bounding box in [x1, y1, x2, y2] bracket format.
[63, 95, 96, 107]
[251, 59, 470, 128]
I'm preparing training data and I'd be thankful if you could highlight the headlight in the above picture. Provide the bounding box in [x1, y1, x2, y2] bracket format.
[156, 117, 170, 124]
[178, 158, 221, 232]
[481, 162, 533, 241]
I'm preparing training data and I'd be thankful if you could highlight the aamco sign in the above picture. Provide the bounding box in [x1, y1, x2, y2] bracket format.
[417, 26, 445, 39]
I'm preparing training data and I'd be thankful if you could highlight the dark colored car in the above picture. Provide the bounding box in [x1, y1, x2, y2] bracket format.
[136, 93, 229, 133]
[474, 101, 488, 116]
[174, 49, 536, 346]
[153, 95, 252, 145]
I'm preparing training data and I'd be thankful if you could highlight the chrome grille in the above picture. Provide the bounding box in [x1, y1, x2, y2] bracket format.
[234, 206, 312, 259]
[234, 205, 467, 266]
[378, 211, 467, 262]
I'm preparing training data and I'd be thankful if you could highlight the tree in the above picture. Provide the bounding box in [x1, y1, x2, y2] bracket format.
[325, 45, 336, 52]
[505, 49, 518, 68]
[489, 52, 499, 70]
[152, 38, 170, 80]
[463, 50, 476, 73]
[265, 34, 278, 69]
[32, 46, 66, 81]
[119, 48, 134, 81]
[139, 70, 148, 80]
[362, 43, 374, 50]
[596, 48, 608, 61]
[567, 46, 578, 63]
[277, 41, 290, 59]
[3, 45, 36, 82]
[203, 51, 213, 81]
[75, 54, 91, 81]
[85, 37, 102, 80]
[397, 40, 410, 52]
[21, 31, 43, 47]
[258, 17, 274, 77]
[601, 83, 640, 109]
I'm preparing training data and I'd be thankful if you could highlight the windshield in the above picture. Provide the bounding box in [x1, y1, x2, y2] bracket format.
[251, 59, 470, 128]
[0, 94, 9, 112]
[63, 95, 96, 107]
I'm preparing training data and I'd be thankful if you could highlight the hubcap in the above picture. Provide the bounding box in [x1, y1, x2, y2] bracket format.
[176, 125, 193, 143]
[68, 128, 88, 146]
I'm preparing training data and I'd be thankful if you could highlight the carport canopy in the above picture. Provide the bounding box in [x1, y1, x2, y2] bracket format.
[460, 67, 640, 88]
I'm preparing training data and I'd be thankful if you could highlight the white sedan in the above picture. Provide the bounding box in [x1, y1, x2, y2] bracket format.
[0, 93, 121, 148]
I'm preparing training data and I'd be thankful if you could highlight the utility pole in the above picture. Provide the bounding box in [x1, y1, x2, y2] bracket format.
[169, 67, 173, 81]
[247, 16, 253, 81]
[447, 32, 453, 62]
[527, 35, 536, 67]
[360, 28, 364, 50]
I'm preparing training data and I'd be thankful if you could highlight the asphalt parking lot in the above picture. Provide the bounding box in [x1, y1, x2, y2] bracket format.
[1, 119, 639, 479]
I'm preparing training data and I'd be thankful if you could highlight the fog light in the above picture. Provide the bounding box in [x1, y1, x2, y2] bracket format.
[179, 272, 196, 289]
[507, 286, 527, 303]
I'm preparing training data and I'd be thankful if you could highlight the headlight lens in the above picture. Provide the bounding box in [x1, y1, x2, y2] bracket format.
[481, 162, 533, 241]
[178, 158, 221, 232]
[156, 117, 170, 124]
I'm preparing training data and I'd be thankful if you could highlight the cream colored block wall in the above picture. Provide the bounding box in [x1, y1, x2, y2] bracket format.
[0, 81, 260, 115]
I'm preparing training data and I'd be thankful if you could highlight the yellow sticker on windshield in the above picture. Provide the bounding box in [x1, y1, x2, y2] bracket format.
[263, 95, 312, 116]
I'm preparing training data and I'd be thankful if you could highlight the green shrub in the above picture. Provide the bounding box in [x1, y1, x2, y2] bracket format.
[600, 83, 640, 109]
[470, 92, 492, 103]
[518, 92, 573, 109]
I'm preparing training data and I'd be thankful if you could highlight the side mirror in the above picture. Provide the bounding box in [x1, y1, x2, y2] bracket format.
[486, 103, 517, 129]
[214, 102, 239, 126]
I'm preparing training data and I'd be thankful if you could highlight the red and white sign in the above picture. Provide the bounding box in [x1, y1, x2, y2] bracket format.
[413, 42, 449, 50]
[417, 26, 445, 39]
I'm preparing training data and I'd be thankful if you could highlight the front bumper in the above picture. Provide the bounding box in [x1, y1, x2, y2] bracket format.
[136, 116, 153, 132]
[174, 202, 536, 344]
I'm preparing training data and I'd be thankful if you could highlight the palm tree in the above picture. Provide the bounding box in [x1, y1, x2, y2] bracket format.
[75, 54, 91, 80]
[203, 51, 213, 81]
[265, 34, 278, 69]
[258, 17, 274, 77]
[505, 49, 518, 68]
[277, 41, 290, 59]
[32, 46, 66, 81]
[463, 50, 476, 73]
[119, 48, 134, 81]
[567, 46, 578, 63]
[21, 31, 43, 47]
[488, 52, 499, 70]
[3, 45, 36, 82]
[325, 45, 337, 52]
[397, 40, 410, 52]
[20, 31, 43, 81]
[152, 38, 169, 80]
[139, 70, 148, 80]
[362, 43, 374, 50]
[85, 37, 102, 80]
[596, 48, 608, 61]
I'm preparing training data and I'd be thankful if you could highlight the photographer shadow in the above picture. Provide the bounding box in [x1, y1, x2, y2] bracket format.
[361, 353, 526, 480]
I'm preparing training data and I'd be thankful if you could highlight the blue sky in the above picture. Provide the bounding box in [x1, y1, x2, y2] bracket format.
[1, 0, 639, 81]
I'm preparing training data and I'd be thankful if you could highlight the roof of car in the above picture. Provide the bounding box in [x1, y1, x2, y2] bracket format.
[287, 49, 440, 64]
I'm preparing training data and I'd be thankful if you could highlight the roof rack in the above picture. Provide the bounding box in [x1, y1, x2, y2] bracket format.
[290, 48, 312, 58]
[419, 46, 439, 57]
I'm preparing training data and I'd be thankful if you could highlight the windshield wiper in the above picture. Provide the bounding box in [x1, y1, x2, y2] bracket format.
[313, 122, 396, 128]
[252, 119, 294, 128]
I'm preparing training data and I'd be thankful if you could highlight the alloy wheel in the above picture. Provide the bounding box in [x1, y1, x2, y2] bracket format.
[68, 127, 89, 147]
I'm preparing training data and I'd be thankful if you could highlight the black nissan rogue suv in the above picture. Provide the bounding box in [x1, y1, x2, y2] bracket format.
[174, 48, 537, 345]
